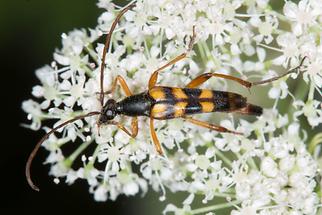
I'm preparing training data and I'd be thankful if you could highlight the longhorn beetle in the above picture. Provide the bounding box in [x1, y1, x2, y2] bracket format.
[25, 2, 307, 191]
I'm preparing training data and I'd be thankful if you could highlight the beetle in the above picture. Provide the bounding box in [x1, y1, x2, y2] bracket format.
[25, 2, 307, 191]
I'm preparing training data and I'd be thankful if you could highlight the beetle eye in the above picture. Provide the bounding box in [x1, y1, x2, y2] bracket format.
[106, 110, 113, 116]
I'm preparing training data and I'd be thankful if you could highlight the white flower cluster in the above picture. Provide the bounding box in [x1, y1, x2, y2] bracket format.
[23, 0, 322, 214]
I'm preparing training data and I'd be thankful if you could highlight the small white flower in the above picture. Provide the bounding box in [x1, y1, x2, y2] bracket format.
[293, 99, 322, 127]
[267, 75, 289, 100]
[98, 142, 129, 176]
[273, 33, 300, 68]
[252, 14, 278, 44]
[22, 99, 44, 130]
[94, 184, 109, 201]
[283, 0, 318, 36]
[261, 157, 278, 177]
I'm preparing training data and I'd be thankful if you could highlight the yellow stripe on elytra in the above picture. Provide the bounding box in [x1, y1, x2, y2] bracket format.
[200, 102, 215, 112]
[151, 103, 168, 118]
[172, 88, 188, 99]
[199, 90, 213, 99]
[149, 87, 166, 100]
[174, 102, 188, 117]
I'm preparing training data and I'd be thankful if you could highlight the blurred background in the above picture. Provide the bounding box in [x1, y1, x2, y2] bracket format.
[0, 0, 167, 214]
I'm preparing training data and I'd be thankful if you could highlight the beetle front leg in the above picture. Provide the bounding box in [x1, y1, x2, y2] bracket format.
[108, 118, 138, 138]
[104, 75, 133, 96]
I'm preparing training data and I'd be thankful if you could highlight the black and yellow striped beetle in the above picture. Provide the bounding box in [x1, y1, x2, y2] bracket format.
[26, 2, 306, 191]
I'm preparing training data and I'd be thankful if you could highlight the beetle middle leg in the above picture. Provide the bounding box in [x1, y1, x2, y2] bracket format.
[99, 118, 138, 139]
[149, 118, 163, 155]
[183, 116, 242, 135]
[148, 26, 196, 89]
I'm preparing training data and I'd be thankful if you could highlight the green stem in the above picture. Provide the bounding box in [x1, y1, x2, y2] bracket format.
[234, 152, 258, 171]
[82, 144, 100, 178]
[202, 41, 214, 61]
[202, 41, 223, 69]
[81, 64, 94, 78]
[308, 133, 322, 155]
[248, 157, 259, 171]
[87, 144, 100, 167]
[274, 12, 288, 22]
[84, 44, 98, 65]
[308, 81, 315, 101]
[65, 139, 93, 167]
[292, 79, 309, 102]
[144, 38, 151, 58]
[191, 200, 241, 214]
[214, 148, 232, 167]
[224, 188, 236, 194]
[197, 43, 207, 65]
[211, 192, 236, 198]
[283, 79, 309, 119]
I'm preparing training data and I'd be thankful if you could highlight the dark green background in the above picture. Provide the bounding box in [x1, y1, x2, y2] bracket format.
[0, 1, 165, 214]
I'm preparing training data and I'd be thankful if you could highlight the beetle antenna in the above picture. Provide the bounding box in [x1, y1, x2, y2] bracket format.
[252, 56, 308, 86]
[26, 111, 100, 191]
[99, 2, 136, 106]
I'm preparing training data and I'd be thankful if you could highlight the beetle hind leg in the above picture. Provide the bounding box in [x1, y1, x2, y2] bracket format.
[186, 73, 252, 89]
[183, 116, 242, 135]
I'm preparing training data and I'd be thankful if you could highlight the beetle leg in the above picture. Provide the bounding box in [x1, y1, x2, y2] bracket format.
[183, 116, 242, 135]
[103, 75, 132, 96]
[99, 75, 138, 137]
[186, 56, 308, 89]
[149, 118, 163, 155]
[252, 56, 308, 86]
[131, 117, 138, 137]
[186, 73, 252, 88]
[148, 26, 196, 89]
[109, 119, 138, 138]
